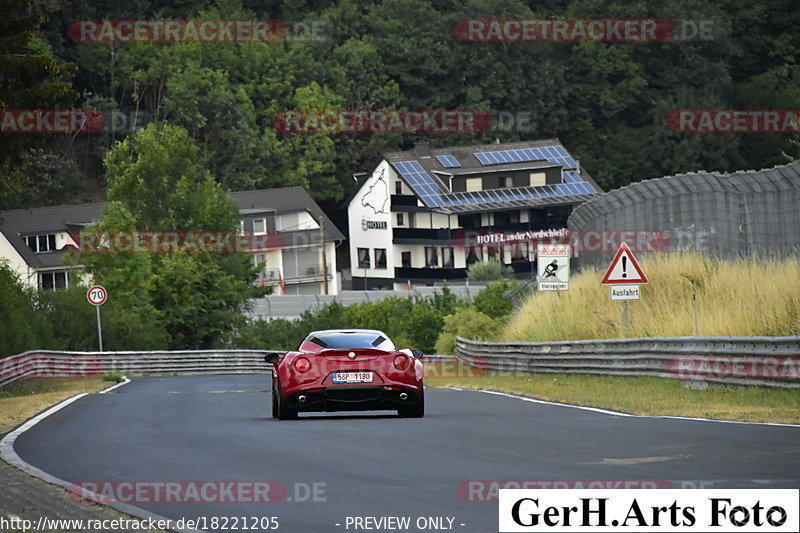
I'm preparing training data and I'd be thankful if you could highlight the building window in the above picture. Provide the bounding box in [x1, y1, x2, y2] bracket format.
[530, 172, 546, 186]
[484, 246, 500, 262]
[26, 234, 57, 253]
[425, 247, 439, 268]
[466, 177, 482, 192]
[396, 213, 404, 226]
[511, 242, 529, 262]
[408, 212, 416, 229]
[39, 271, 68, 291]
[458, 214, 480, 229]
[501, 176, 513, 188]
[441, 247, 454, 268]
[401, 251, 412, 268]
[282, 247, 318, 279]
[253, 253, 267, 275]
[395, 181, 403, 194]
[466, 246, 482, 266]
[357, 248, 371, 269]
[494, 211, 511, 226]
[510, 210, 520, 224]
[374, 248, 387, 269]
[253, 218, 266, 234]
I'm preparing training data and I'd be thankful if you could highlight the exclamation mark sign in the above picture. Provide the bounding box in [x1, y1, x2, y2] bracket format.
[621, 256, 627, 278]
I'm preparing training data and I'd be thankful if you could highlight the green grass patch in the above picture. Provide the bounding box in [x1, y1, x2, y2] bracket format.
[102, 371, 126, 383]
[0, 377, 112, 433]
[503, 253, 800, 341]
[428, 372, 800, 424]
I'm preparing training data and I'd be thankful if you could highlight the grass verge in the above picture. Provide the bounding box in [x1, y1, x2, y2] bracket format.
[503, 253, 800, 341]
[427, 372, 800, 424]
[0, 377, 115, 434]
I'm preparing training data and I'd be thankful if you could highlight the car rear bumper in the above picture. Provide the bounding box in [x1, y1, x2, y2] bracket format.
[286, 385, 421, 412]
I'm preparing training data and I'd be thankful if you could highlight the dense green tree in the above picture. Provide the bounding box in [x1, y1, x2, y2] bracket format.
[4, 0, 797, 209]
[0, 261, 59, 356]
[472, 280, 516, 319]
[83, 122, 259, 349]
[0, 0, 76, 209]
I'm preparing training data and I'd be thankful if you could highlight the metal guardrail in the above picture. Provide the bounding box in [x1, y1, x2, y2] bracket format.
[5, 338, 799, 389]
[0, 350, 282, 389]
[455, 336, 800, 388]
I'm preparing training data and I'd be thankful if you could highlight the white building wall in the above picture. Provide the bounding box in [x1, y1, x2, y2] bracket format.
[277, 211, 319, 232]
[431, 213, 450, 229]
[393, 244, 426, 269]
[348, 160, 394, 279]
[0, 232, 35, 288]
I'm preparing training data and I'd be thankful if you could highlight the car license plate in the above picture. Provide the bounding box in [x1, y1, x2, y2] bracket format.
[332, 372, 373, 383]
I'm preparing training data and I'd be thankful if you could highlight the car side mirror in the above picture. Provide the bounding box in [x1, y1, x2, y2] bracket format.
[264, 353, 281, 364]
[411, 349, 424, 358]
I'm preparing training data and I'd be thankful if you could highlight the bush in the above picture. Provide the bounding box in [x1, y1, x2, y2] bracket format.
[232, 288, 466, 353]
[467, 260, 514, 281]
[0, 261, 58, 356]
[344, 296, 414, 340]
[233, 318, 306, 351]
[41, 286, 169, 351]
[473, 281, 516, 318]
[434, 308, 504, 354]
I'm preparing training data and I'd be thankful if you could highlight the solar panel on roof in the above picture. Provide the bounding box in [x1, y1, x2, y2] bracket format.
[435, 155, 461, 168]
[475, 146, 578, 171]
[392, 146, 597, 211]
[391, 160, 446, 207]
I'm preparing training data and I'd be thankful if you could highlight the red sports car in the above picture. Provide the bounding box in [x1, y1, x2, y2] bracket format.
[266, 329, 425, 419]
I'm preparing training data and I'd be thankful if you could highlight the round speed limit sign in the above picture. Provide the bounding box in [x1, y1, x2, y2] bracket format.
[87, 285, 108, 306]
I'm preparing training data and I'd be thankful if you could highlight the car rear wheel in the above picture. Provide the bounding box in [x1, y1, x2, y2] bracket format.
[275, 381, 298, 420]
[398, 385, 424, 418]
[271, 380, 279, 418]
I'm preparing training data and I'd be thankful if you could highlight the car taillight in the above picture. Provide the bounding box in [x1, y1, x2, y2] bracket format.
[294, 357, 311, 373]
[393, 355, 409, 370]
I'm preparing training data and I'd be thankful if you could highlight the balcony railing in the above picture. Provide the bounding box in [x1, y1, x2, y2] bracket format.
[257, 265, 332, 285]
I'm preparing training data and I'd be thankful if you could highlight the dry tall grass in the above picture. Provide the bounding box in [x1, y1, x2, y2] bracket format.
[503, 252, 800, 342]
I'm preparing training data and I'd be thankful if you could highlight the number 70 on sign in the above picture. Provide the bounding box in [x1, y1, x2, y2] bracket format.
[87, 285, 107, 306]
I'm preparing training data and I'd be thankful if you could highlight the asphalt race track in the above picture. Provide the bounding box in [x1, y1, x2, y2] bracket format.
[11, 376, 800, 533]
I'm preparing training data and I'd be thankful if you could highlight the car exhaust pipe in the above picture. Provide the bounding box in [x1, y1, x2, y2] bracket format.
[298, 395, 307, 403]
[399, 392, 408, 400]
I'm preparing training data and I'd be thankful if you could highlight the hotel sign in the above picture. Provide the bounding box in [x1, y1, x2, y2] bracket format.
[361, 218, 388, 231]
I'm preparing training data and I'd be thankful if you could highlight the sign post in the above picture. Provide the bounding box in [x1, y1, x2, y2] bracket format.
[87, 285, 108, 351]
[601, 243, 648, 337]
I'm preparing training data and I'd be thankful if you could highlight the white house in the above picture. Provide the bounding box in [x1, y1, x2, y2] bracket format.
[0, 187, 344, 295]
[346, 139, 602, 289]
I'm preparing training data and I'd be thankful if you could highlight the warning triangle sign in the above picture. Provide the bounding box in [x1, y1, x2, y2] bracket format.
[601, 242, 648, 285]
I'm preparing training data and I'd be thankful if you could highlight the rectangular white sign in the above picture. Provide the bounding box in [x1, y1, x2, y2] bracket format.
[538, 244, 570, 291]
[610, 285, 640, 300]
[499, 489, 800, 532]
